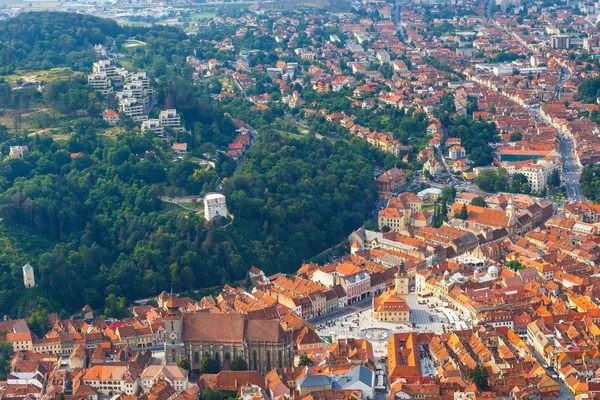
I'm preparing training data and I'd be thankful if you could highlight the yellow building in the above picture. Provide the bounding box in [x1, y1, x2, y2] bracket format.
[372, 266, 410, 322]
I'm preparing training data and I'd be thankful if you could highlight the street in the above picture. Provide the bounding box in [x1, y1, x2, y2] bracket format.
[560, 134, 583, 202]
[308, 297, 372, 324]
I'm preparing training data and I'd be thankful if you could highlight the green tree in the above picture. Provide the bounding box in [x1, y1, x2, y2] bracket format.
[177, 358, 191, 371]
[505, 260, 525, 271]
[364, 220, 378, 231]
[549, 169, 561, 188]
[441, 201, 448, 220]
[440, 185, 457, 203]
[0, 341, 12, 379]
[28, 306, 49, 338]
[104, 294, 129, 319]
[458, 204, 468, 220]
[230, 356, 248, 371]
[470, 196, 486, 207]
[200, 355, 220, 374]
[468, 365, 489, 391]
[509, 131, 522, 142]
[475, 168, 508, 192]
[510, 173, 530, 194]
[298, 354, 314, 367]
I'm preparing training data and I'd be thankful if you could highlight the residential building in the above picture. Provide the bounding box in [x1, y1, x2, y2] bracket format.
[375, 167, 406, 191]
[159, 109, 184, 131]
[141, 119, 165, 137]
[9, 146, 29, 159]
[140, 365, 188, 393]
[82, 365, 140, 396]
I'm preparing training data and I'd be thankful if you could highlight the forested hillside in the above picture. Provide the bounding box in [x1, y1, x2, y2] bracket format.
[0, 12, 189, 74]
[224, 133, 378, 273]
[0, 129, 378, 319]
[0, 12, 390, 319]
[0, 13, 123, 73]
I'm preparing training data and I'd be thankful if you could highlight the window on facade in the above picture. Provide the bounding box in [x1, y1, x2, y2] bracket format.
[278, 350, 282, 369]
[194, 352, 200, 365]
[266, 350, 271, 370]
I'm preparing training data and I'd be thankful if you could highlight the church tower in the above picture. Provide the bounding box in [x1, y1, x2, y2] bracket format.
[395, 261, 409, 304]
[164, 294, 184, 365]
[506, 197, 514, 218]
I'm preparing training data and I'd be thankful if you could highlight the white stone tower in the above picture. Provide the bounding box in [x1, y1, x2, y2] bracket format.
[204, 193, 227, 221]
[23, 263, 35, 288]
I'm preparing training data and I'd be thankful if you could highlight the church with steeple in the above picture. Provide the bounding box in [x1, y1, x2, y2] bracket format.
[372, 263, 410, 322]
[163, 292, 294, 372]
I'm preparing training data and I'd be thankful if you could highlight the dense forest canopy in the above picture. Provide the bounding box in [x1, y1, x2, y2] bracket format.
[0, 12, 190, 74]
[0, 12, 123, 73]
[0, 129, 378, 318]
[224, 133, 378, 273]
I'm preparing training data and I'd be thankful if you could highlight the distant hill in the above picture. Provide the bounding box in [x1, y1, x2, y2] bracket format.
[0, 12, 125, 74]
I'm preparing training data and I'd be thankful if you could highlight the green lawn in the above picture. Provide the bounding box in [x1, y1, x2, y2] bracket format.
[159, 201, 188, 214]
[190, 12, 217, 20]
[116, 60, 134, 71]
[101, 126, 128, 137]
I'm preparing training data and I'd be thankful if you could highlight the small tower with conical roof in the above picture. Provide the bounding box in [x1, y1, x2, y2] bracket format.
[395, 261, 409, 304]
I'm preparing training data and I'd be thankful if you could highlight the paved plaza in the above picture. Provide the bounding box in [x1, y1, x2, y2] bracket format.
[313, 292, 471, 360]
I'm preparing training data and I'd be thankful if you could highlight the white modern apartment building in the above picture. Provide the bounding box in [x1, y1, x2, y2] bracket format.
[141, 119, 165, 138]
[159, 109, 183, 130]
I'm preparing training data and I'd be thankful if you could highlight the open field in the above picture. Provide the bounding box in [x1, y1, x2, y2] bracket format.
[2, 67, 82, 84]
[124, 39, 147, 48]
[114, 19, 151, 27]
[190, 12, 217, 20]
[159, 201, 189, 214]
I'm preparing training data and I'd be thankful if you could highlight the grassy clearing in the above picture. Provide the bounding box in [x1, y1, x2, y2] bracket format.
[124, 39, 147, 48]
[101, 126, 128, 137]
[115, 19, 151, 27]
[159, 201, 189, 214]
[273, 129, 306, 139]
[190, 12, 217, 20]
[2, 68, 81, 84]
[116, 60, 134, 71]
